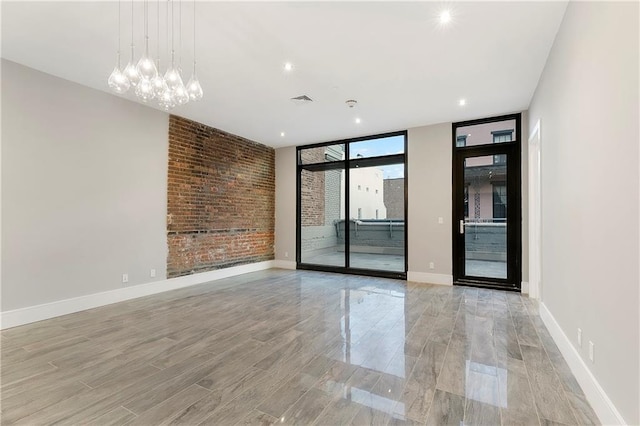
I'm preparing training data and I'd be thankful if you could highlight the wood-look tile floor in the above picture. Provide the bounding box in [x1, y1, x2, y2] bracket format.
[1, 269, 600, 425]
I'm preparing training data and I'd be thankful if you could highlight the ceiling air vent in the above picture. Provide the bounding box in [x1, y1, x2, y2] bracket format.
[291, 95, 313, 105]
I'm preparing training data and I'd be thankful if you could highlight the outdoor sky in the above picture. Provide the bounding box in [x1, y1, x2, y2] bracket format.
[349, 135, 405, 179]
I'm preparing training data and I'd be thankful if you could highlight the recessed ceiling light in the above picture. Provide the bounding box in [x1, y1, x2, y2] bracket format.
[440, 10, 451, 24]
[284, 62, 293, 72]
[280, 132, 285, 137]
[355, 118, 362, 124]
[459, 99, 466, 106]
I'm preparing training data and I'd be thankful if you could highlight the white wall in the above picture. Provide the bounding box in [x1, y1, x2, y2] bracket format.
[528, 2, 639, 424]
[1, 59, 170, 312]
[407, 123, 453, 283]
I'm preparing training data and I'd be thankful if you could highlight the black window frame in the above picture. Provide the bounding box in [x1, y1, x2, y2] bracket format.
[296, 130, 408, 280]
[452, 113, 522, 291]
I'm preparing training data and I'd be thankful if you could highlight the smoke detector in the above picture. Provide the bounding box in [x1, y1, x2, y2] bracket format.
[345, 99, 358, 108]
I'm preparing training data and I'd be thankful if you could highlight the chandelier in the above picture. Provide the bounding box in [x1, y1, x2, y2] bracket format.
[108, 0, 203, 110]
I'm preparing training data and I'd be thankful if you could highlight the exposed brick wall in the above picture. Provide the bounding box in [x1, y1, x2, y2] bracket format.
[300, 147, 326, 226]
[167, 115, 275, 277]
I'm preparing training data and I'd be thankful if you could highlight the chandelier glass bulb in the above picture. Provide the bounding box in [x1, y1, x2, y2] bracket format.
[164, 67, 182, 91]
[123, 62, 140, 87]
[108, 52, 130, 94]
[136, 38, 157, 80]
[135, 78, 155, 102]
[123, 45, 141, 87]
[173, 82, 190, 106]
[158, 87, 176, 111]
[186, 74, 203, 101]
[136, 55, 157, 81]
[151, 72, 168, 98]
[108, 66, 131, 94]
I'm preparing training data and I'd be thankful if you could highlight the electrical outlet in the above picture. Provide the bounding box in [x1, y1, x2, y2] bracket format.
[285, 252, 289, 258]
[438, 217, 444, 224]
[429, 262, 435, 269]
[589, 341, 594, 362]
[150, 269, 156, 278]
[577, 328, 582, 347]
[122, 273, 129, 284]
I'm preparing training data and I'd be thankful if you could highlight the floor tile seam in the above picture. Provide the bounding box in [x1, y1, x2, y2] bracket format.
[525, 310, 583, 425]
[0, 390, 76, 425]
[562, 391, 599, 426]
[308, 393, 351, 426]
[125, 380, 213, 419]
[202, 336, 266, 366]
[251, 320, 307, 347]
[194, 367, 279, 421]
[462, 394, 504, 425]
[252, 334, 323, 371]
[150, 345, 219, 369]
[20, 334, 91, 354]
[402, 388, 438, 425]
[145, 383, 213, 425]
[261, 376, 321, 421]
[458, 297, 495, 425]
[530, 319, 580, 397]
[79, 379, 95, 390]
[421, 393, 441, 426]
[517, 339, 551, 426]
[196, 353, 266, 392]
[1, 362, 60, 389]
[237, 409, 278, 426]
[506, 301, 539, 348]
[143, 354, 222, 400]
[535, 336, 589, 425]
[119, 404, 138, 417]
[457, 292, 480, 340]
[87, 362, 163, 390]
[0, 376, 101, 424]
[432, 297, 466, 397]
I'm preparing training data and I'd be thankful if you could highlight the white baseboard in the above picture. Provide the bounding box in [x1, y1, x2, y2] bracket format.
[273, 259, 296, 270]
[521, 281, 530, 294]
[529, 281, 540, 299]
[407, 271, 453, 286]
[540, 303, 626, 425]
[0, 260, 274, 330]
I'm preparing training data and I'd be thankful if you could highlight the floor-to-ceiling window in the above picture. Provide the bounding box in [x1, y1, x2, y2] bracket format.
[297, 132, 407, 279]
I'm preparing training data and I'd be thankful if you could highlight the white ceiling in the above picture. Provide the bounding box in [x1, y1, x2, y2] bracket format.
[1, 1, 567, 148]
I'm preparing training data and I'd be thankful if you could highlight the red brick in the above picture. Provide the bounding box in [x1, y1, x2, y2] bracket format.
[167, 115, 275, 278]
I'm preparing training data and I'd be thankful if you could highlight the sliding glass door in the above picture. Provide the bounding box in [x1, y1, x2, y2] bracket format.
[297, 133, 407, 279]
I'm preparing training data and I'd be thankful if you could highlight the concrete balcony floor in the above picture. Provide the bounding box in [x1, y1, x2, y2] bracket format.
[302, 249, 507, 280]
[302, 251, 405, 272]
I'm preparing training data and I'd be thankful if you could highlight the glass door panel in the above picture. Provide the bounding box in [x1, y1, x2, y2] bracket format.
[349, 164, 405, 272]
[463, 155, 507, 279]
[300, 168, 345, 267]
[453, 113, 521, 290]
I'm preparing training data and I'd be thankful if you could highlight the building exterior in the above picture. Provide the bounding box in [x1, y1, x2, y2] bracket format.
[383, 178, 404, 219]
[346, 167, 387, 220]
